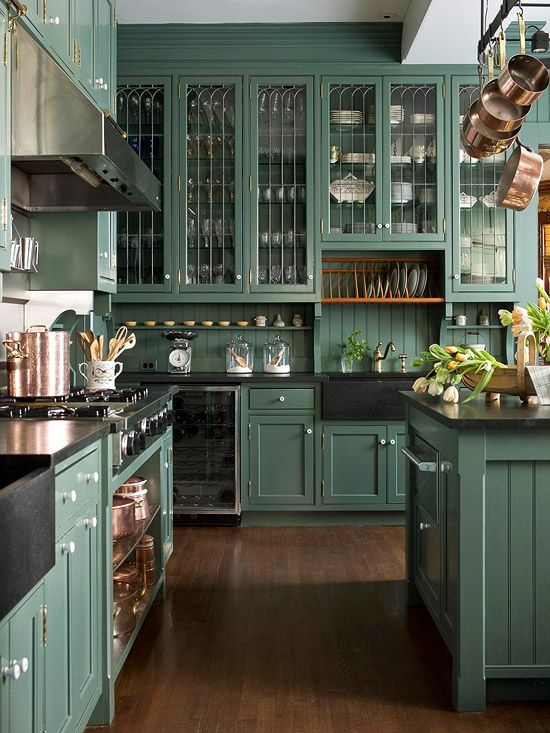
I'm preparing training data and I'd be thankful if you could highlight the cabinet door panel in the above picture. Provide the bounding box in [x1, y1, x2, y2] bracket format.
[0, 4, 10, 271]
[94, 0, 114, 109]
[387, 425, 406, 504]
[451, 76, 515, 295]
[250, 76, 315, 292]
[71, 500, 99, 719]
[249, 415, 314, 505]
[8, 584, 45, 733]
[44, 0, 72, 70]
[180, 77, 243, 292]
[45, 527, 73, 733]
[73, 0, 94, 95]
[415, 501, 441, 617]
[321, 77, 383, 244]
[323, 425, 386, 505]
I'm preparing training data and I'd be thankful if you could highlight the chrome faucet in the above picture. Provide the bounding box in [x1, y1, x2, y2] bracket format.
[373, 341, 396, 373]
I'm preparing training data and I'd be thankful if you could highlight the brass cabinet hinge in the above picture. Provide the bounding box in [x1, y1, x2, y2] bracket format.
[248, 423, 251, 440]
[249, 82, 252, 99]
[248, 269, 253, 286]
[248, 480, 252, 498]
[177, 268, 181, 285]
[113, 8, 117, 27]
[320, 82, 323, 98]
[442, 217, 446, 235]
[3, 33, 7, 66]
[1, 199, 7, 231]
[249, 176, 252, 193]
[41, 604, 47, 647]
[178, 82, 181, 99]
[320, 217, 324, 235]
[169, 446, 173, 464]
[112, 93, 116, 114]
[442, 80, 446, 98]
[42, 0, 47, 23]
[321, 432, 325, 450]
[178, 175, 181, 192]
[321, 480, 325, 497]
[512, 267, 516, 285]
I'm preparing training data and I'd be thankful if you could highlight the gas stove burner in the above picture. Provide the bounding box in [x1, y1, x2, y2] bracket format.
[0, 397, 16, 404]
[0, 405, 29, 418]
[19, 394, 69, 403]
[67, 391, 102, 403]
[73, 405, 114, 418]
[27, 405, 77, 419]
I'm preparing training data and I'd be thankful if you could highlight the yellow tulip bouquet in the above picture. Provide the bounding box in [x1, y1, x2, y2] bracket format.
[499, 278, 550, 364]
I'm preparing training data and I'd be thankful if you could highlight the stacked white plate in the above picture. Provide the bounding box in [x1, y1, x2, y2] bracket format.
[459, 192, 477, 209]
[391, 182, 413, 203]
[390, 155, 412, 164]
[366, 105, 376, 125]
[390, 105, 404, 125]
[330, 110, 363, 125]
[352, 222, 376, 234]
[410, 113, 435, 125]
[391, 222, 418, 234]
[341, 152, 375, 164]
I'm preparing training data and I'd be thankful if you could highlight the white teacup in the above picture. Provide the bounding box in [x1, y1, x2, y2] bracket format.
[79, 360, 123, 391]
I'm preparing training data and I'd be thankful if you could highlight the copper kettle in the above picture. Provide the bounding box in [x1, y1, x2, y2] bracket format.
[3, 325, 70, 398]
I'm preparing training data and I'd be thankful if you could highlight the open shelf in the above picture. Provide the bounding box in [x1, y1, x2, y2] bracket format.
[112, 573, 164, 678]
[119, 325, 312, 331]
[446, 324, 504, 330]
[112, 504, 160, 571]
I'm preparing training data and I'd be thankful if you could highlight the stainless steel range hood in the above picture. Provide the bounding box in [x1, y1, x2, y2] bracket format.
[11, 28, 161, 212]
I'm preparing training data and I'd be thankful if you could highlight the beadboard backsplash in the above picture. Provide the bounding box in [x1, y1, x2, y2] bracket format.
[320, 303, 444, 372]
[112, 302, 314, 372]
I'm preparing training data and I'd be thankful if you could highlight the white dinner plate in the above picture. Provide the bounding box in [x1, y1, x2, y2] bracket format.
[390, 264, 399, 296]
[407, 264, 419, 297]
[416, 263, 428, 297]
[398, 262, 407, 296]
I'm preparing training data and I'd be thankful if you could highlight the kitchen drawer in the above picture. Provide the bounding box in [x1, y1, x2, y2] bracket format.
[55, 448, 100, 531]
[249, 387, 315, 411]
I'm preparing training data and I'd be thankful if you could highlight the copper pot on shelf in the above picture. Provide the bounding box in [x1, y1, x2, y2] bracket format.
[498, 54, 549, 106]
[112, 495, 136, 540]
[3, 325, 70, 398]
[495, 140, 543, 211]
[112, 582, 139, 637]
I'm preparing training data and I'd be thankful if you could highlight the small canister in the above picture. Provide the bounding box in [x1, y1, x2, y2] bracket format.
[226, 334, 253, 374]
[454, 314, 467, 326]
[136, 535, 155, 597]
[263, 334, 290, 374]
[478, 309, 490, 326]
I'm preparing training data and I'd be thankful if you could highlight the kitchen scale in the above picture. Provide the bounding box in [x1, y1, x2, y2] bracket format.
[163, 331, 198, 374]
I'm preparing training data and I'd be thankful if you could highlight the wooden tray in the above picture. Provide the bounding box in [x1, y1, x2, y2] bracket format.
[461, 332, 537, 403]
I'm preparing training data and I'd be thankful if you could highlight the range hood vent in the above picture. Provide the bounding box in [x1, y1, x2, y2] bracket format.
[10, 28, 161, 213]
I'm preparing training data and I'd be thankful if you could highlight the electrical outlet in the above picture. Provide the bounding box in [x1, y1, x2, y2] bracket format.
[141, 360, 157, 370]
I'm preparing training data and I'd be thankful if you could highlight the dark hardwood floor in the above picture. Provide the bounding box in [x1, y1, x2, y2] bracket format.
[90, 526, 550, 733]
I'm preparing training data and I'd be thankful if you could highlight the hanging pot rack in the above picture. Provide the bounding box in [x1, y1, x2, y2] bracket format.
[478, 0, 550, 66]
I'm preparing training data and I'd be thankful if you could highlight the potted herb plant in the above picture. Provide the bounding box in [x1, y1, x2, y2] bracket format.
[340, 329, 369, 373]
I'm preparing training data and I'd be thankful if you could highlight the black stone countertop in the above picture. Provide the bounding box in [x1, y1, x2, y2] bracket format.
[121, 371, 330, 384]
[403, 391, 550, 429]
[0, 420, 111, 465]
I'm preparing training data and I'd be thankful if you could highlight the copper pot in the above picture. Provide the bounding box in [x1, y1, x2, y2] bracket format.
[498, 54, 550, 106]
[113, 582, 139, 637]
[112, 495, 136, 540]
[113, 562, 139, 587]
[463, 101, 521, 149]
[3, 325, 70, 398]
[114, 487, 150, 521]
[477, 79, 530, 133]
[496, 140, 543, 211]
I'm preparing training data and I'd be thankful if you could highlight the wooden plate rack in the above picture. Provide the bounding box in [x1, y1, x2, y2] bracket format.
[321, 256, 443, 304]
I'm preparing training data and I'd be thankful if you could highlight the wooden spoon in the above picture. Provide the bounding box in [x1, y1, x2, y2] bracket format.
[113, 334, 136, 359]
[98, 334, 104, 361]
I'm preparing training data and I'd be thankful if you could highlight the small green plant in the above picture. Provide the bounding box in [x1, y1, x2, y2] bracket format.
[340, 329, 369, 372]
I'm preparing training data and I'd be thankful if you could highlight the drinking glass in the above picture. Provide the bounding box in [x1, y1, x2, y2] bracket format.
[258, 266, 268, 284]
[270, 265, 282, 284]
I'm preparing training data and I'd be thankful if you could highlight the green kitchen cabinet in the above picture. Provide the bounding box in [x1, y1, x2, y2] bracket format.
[250, 76, 315, 293]
[43, 0, 72, 73]
[322, 424, 387, 505]
[161, 429, 174, 564]
[321, 76, 445, 246]
[116, 78, 172, 291]
[248, 414, 315, 506]
[321, 423, 406, 507]
[0, 2, 10, 272]
[0, 583, 46, 733]
[449, 76, 516, 298]
[94, 0, 116, 111]
[30, 212, 116, 293]
[179, 77, 244, 293]
[72, 0, 95, 97]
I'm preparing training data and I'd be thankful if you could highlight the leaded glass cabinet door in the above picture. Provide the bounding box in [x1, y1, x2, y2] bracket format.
[382, 78, 445, 242]
[451, 77, 515, 294]
[250, 77, 314, 292]
[180, 78, 243, 292]
[321, 78, 383, 244]
[116, 79, 172, 291]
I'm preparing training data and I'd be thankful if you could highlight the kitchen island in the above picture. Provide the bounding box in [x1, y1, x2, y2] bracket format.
[403, 392, 550, 711]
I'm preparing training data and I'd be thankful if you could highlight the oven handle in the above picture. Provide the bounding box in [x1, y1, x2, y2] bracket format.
[401, 447, 453, 474]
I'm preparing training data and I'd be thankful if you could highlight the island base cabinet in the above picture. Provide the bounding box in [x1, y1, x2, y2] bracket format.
[45, 497, 100, 733]
[248, 415, 315, 506]
[0, 584, 46, 733]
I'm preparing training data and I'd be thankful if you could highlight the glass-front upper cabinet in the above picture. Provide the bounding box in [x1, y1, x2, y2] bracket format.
[180, 78, 243, 292]
[250, 77, 314, 292]
[451, 77, 514, 293]
[116, 79, 172, 291]
[322, 78, 382, 243]
[383, 79, 444, 242]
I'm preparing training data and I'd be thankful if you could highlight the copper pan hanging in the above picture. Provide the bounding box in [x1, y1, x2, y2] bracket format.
[498, 54, 549, 106]
[477, 79, 530, 132]
[495, 140, 543, 211]
[461, 101, 520, 158]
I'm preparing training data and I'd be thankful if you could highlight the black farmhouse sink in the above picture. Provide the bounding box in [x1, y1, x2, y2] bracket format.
[322, 373, 416, 420]
[0, 457, 54, 619]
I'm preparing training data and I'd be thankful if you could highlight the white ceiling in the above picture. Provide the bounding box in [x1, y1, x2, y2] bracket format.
[116, 0, 412, 24]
